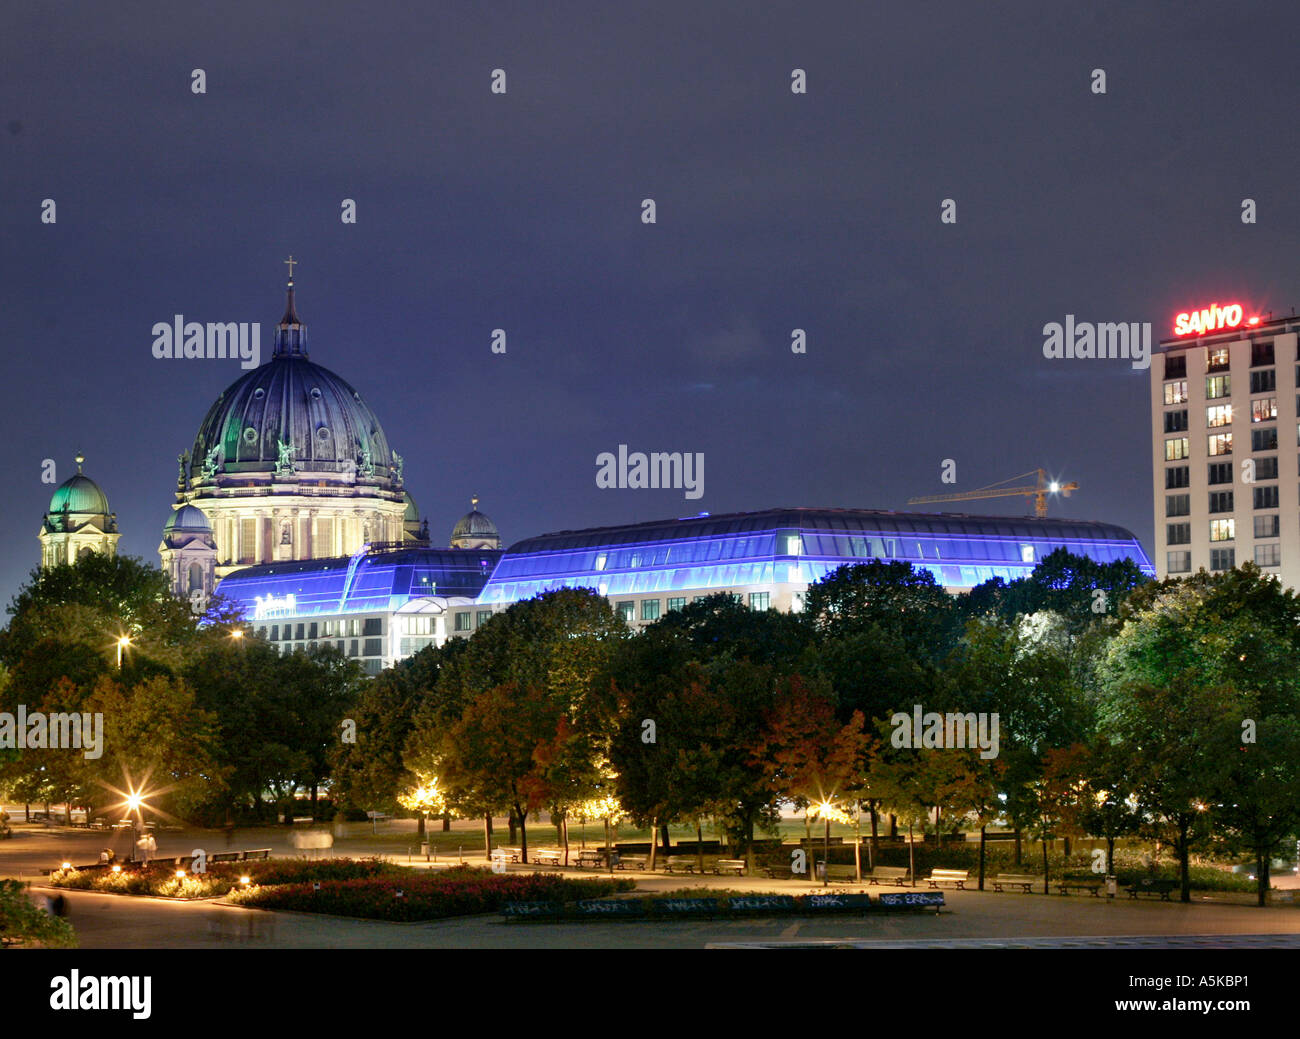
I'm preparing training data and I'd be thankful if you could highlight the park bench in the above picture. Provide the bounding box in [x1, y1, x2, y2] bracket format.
[823, 864, 860, 883]
[714, 858, 746, 876]
[925, 869, 970, 889]
[532, 849, 563, 866]
[992, 874, 1042, 893]
[664, 856, 698, 874]
[865, 866, 912, 886]
[494, 847, 522, 863]
[241, 848, 272, 861]
[616, 854, 648, 870]
[760, 860, 797, 880]
[1127, 879, 1177, 901]
[575, 850, 605, 868]
[209, 852, 242, 863]
[1058, 880, 1105, 897]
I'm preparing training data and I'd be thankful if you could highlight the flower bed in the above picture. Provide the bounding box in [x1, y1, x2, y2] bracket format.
[226, 866, 634, 922]
[47, 857, 390, 899]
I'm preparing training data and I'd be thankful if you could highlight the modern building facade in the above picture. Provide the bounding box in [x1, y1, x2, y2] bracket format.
[213, 506, 1155, 669]
[1151, 305, 1300, 587]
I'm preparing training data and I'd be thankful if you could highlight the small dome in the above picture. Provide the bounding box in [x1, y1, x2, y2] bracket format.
[403, 491, 419, 524]
[163, 504, 212, 535]
[48, 455, 111, 516]
[452, 500, 498, 541]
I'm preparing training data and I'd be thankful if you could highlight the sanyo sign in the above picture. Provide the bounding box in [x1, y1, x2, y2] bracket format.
[1172, 302, 1262, 337]
[253, 593, 297, 619]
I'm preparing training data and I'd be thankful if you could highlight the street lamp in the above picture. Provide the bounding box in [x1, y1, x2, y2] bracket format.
[115, 635, 131, 669]
[810, 798, 851, 886]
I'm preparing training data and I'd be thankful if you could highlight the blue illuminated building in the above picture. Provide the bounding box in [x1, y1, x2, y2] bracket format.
[215, 506, 1153, 670]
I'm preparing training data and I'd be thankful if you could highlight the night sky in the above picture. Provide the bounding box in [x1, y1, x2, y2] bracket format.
[4, 1, 1299, 605]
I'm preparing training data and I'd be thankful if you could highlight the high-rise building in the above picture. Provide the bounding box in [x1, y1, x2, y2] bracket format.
[1151, 302, 1299, 587]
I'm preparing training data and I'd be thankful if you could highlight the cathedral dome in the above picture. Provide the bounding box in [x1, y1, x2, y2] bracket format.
[184, 282, 401, 491]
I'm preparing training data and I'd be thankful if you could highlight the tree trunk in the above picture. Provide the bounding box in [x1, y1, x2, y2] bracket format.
[562, 815, 570, 866]
[508, 809, 518, 843]
[869, 803, 879, 853]
[441, 812, 451, 832]
[978, 825, 987, 891]
[695, 819, 704, 873]
[516, 804, 529, 863]
[483, 814, 493, 861]
[1062, 835, 1071, 860]
[1014, 827, 1022, 866]
[660, 820, 671, 857]
[889, 813, 897, 838]
[935, 805, 941, 848]
[1106, 836, 1115, 875]
[1041, 838, 1049, 894]
[1178, 822, 1191, 903]
[647, 817, 658, 872]
[1256, 846, 1268, 907]
[417, 813, 426, 837]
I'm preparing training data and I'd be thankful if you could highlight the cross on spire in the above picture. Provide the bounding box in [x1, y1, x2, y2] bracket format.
[284, 255, 297, 283]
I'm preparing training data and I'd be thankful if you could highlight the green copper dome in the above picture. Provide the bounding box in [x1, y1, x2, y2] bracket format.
[43, 455, 117, 534]
[163, 504, 212, 534]
[185, 284, 401, 490]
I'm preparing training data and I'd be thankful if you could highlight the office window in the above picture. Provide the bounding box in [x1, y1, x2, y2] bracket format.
[784, 534, 802, 555]
[362, 638, 382, 657]
[308, 622, 318, 639]
[1206, 374, 1231, 399]
[1252, 427, 1277, 452]
[1255, 515, 1280, 538]
[1210, 548, 1235, 570]
[1164, 354, 1187, 379]
[347, 618, 362, 637]
[666, 597, 686, 612]
[1207, 461, 1233, 485]
[1166, 494, 1190, 517]
[363, 617, 382, 637]
[477, 610, 493, 628]
[641, 598, 660, 621]
[1164, 410, 1189, 433]
[1166, 522, 1191, 545]
[1250, 369, 1276, 393]
[1251, 398, 1277, 422]
[1207, 433, 1233, 456]
[348, 640, 359, 657]
[1254, 486, 1279, 509]
[1164, 380, 1188, 405]
[403, 616, 433, 636]
[1166, 438, 1190, 461]
[1256, 456, 1279, 480]
[1208, 491, 1233, 513]
[1166, 466, 1189, 489]
[1167, 550, 1192, 574]
[270, 625, 279, 642]
[1207, 347, 1230, 371]
[1206, 404, 1232, 428]
[594, 553, 607, 571]
[1251, 341, 1275, 367]
[454, 612, 471, 631]
[1210, 518, 1235, 542]
[296, 623, 305, 640]
[617, 601, 635, 622]
[239, 517, 258, 564]
[1255, 544, 1281, 567]
[749, 592, 770, 611]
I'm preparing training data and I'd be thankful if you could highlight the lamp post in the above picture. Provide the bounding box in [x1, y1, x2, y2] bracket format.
[115, 635, 131, 670]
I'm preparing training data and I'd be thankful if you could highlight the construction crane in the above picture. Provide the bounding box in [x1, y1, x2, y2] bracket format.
[907, 468, 1078, 519]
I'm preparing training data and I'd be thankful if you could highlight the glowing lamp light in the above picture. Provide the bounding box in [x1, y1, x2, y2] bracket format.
[239, 875, 251, 885]
[61, 862, 72, 871]
[111, 865, 122, 873]
[1248, 316, 1261, 326]
[125, 793, 143, 812]
[175, 870, 186, 880]
[809, 799, 852, 825]
[1048, 481, 1061, 493]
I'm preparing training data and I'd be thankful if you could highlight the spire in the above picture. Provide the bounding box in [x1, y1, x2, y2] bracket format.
[471, 495, 479, 510]
[75, 452, 84, 473]
[273, 257, 308, 359]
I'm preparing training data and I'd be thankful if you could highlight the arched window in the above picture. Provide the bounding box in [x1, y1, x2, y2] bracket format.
[188, 562, 204, 593]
